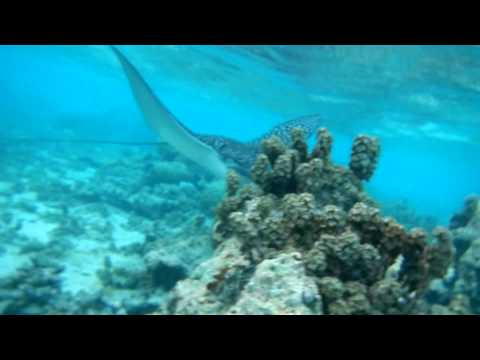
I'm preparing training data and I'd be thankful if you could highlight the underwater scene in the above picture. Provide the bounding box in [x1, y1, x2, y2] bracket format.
[0, 45, 479, 315]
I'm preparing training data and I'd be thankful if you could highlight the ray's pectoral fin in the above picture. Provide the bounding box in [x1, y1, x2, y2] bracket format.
[110, 46, 228, 178]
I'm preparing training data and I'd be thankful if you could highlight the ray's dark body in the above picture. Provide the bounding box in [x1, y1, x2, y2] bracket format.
[195, 114, 324, 176]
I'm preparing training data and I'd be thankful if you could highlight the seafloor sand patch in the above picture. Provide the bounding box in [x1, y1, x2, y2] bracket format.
[0, 246, 30, 278]
[17, 219, 57, 244]
[109, 211, 145, 248]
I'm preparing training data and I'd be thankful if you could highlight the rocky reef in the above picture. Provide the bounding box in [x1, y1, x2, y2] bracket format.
[0, 144, 218, 314]
[0, 132, 470, 315]
[167, 128, 453, 315]
[423, 195, 480, 314]
[0, 254, 120, 315]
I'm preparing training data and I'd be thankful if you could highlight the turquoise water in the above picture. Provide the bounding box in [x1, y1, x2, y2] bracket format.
[3, 45, 479, 222]
[0, 45, 479, 314]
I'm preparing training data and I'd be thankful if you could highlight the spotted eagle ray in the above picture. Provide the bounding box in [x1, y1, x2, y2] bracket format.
[111, 46, 324, 178]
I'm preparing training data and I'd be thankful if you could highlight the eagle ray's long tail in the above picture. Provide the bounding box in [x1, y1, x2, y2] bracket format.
[110, 46, 227, 178]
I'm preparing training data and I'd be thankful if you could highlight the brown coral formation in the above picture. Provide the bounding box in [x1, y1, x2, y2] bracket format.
[210, 127, 453, 315]
[427, 195, 480, 314]
[449, 194, 479, 230]
[349, 134, 380, 181]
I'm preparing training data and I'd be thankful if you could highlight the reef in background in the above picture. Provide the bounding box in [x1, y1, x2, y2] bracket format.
[166, 128, 453, 315]
[0, 143, 220, 314]
[422, 195, 480, 314]
[380, 199, 438, 232]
